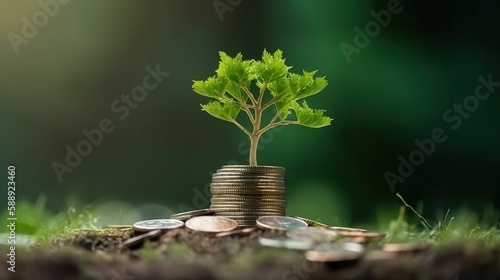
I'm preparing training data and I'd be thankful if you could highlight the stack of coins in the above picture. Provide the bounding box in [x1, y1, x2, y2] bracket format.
[210, 165, 286, 228]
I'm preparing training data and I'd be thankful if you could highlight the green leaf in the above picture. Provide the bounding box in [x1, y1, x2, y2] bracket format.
[268, 76, 291, 97]
[296, 75, 328, 100]
[201, 100, 240, 122]
[288, 70, 328, 100]
[226, 80, 248, 103]
[192, 76, 228, 99]
[216, 52, 254, 85]
[292, 101, 332, 128]
[268, 77, 292, 119]
[252, 49, 290, 86]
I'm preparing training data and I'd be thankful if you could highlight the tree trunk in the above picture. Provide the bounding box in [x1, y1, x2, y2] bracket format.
[249, 134, 259, 166]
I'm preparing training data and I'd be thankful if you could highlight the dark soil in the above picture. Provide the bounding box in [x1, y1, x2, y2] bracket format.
[2, 228, 500, 280]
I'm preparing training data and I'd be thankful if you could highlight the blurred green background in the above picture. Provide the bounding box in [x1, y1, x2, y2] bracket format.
[1, 0, 499, 228]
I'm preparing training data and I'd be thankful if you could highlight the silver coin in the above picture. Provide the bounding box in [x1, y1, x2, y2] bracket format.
[215, 227, 256, 237]
[287, 227, 337, 243]
[133, 219, 184, 232]
[258, 235, 313, 250]
[256, 216, 308, 231]
[185, 216, 238, 233]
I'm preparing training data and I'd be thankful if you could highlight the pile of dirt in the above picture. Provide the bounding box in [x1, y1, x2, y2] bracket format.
[2, 228, 500, 280]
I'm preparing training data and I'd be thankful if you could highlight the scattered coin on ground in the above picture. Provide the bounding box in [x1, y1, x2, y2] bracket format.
[256, 216, 308, 231]
[329, 226, 368, 232]
[133, 219, 184, 232]
[185, 216, 238, 233]
[332, 228, 386, 243]
[305, 242, 364, 263]
[259, 235, 313, 250]
[215, 227, 256, 237]
[293, 216, 330, 228]
[382, 242, 431, 253]
[287, 227, 337, 243]
[170, 209, 214, 221]
[120, 229, 162, 249]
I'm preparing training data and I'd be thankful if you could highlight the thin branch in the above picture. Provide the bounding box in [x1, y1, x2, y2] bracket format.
[257, 83, 267, 105]
[242, 86, 257, 107]
[262, 97, 277, 111]
[241, 105, 255, 123]
[231, 120, 251, 136]
[263, 110, 281, 130]
[260, 120, 298, 134]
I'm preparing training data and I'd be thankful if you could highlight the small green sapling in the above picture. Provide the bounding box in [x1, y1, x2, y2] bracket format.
[192, 49, 331, 166]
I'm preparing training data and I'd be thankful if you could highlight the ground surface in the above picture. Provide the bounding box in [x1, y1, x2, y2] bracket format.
[2, 228, 500, 280]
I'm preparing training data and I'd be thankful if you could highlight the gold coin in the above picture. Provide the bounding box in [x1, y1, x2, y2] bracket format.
[211, 197, 286, 202]
[333, 230, 386, 243]
[305, 242, 364, 263]
[210, 203, 286, 208]
[215, 227, 256, 237]
[210, 182, 284, 187]
[213, 212, 285, 217]
[215, 216, 265, 221]
[211, 205, 286, 209]
[211, 194, 285, 200]
[212, 174, 283, 180]
[220, 165, 285, 173]
[210, 188, 285, 195]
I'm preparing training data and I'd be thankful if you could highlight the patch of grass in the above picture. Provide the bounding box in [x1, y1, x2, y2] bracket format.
[0, 196, 100, 247]
[2, 195, 499, 250]
[387, 192, 500, 245]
